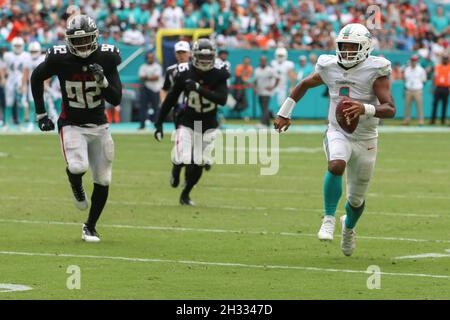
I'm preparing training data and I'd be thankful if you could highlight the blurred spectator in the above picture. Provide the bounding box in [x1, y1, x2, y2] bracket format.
[138, 52, 162, 130]
[201, 0, 219, 27]
[184, 4, 202, 29]
[122, 23, 145, 46]
[215, 0, 232, 35]
[232, 56, 253, 112]
[254, 56, 278, 127]
[391, 62, 404, 80]
[430, 55, 450, 125]
[296, 55, 313, 81]
[431, 6, 448, 36]
[403, 56, 427, 126]
[161, 0, 184, 29]
[0, 50, 5, 127]
[235, 57, 253, 83]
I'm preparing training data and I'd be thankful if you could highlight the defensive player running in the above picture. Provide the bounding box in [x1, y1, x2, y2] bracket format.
[31, 15, 122, 242]
[160, 40, 192, 186]
[154, 38, 229, 206]
[274, 23, 396, 256]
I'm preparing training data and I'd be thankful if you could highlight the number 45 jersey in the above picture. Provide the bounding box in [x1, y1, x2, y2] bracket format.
[31, 44, 122, 128]
[164, 61, 230, 131]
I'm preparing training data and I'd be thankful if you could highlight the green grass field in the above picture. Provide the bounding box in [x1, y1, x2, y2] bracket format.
[1, 130, 449, 299]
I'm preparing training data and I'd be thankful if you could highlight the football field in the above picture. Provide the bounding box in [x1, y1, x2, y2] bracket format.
[1, 129, 450, 299]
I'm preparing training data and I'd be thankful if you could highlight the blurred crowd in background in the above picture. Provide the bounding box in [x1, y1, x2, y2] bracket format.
[0, 0, 449, 128]
[0, 0, 448, 54]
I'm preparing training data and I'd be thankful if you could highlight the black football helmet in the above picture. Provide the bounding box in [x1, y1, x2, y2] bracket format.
[65, 15, 99, 58]
[192, 38, 216, 71]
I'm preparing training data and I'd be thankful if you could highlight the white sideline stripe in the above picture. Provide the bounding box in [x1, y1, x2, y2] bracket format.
[117, 47, 145, 72]
[0, 195, 443, 219]
[0, 250, 448, 280]
[1, 218, 449, 244]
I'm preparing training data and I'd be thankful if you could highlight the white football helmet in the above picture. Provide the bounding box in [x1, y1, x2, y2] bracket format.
[275, 47, 288, 63]
[335, 23, 372, 68]
[11, 37, 24, 55]
[28, 41, 42, 59]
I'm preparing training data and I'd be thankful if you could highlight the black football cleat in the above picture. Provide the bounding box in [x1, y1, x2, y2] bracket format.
[180, 193, 195, 206]
[204, 163, 211, 171]
[70, 183, 88, 210]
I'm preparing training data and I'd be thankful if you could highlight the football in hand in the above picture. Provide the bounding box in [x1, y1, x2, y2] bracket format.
[335, 97, 359, 134]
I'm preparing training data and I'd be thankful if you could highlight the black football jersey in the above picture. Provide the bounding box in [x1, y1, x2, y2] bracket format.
[31, 43, 122, 127]
[159, 61, 230, 131]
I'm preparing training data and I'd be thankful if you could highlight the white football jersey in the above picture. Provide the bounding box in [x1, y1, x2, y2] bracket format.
[271, 59, 295, 88]
[4, 51, 30, 87]
[25, 54, 45, 99]
[315, 54, 391, 140]
[26, 54, 45, 74]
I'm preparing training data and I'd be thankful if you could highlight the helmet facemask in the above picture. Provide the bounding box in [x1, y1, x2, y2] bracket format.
[66, 30, 99, 58]
[193, 52, 215, 71]
[336, 41, 370, 68]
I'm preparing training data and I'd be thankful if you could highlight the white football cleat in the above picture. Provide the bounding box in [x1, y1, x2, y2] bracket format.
[317, 215, 336, 241]
[82, 224, 100, 242]
[340, 215, 356, 256]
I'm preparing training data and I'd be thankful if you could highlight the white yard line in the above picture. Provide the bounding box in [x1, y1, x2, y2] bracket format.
[0, 194, 444, 219]
[0, 194, 443, 219]
[395, 249, 450, 260]
[0, 218, 449, 244]
[0, 250, 448, 280]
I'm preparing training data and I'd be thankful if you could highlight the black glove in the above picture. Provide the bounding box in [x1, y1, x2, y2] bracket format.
[88, 63, 106, 86]
[154, 123, 163, 141]
[38, 116, 55, 131]
[185, 79, 199, 91]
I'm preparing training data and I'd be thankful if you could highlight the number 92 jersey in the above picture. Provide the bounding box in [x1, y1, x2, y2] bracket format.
[35, 43, 122, 127]
[170, 61, 230, 131]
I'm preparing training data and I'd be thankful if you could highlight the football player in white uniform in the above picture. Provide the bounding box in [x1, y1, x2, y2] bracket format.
[3, 37, 30, 129]
[274, 24, 396, 256]
[21, 41, 46, 131]
[271, 47, 296, 107]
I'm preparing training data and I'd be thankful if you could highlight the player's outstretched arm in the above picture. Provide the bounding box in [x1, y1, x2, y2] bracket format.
[31, 62, 56, 131]
[31, 62, 53, 117]
[154, 85, 182, 141]
[343, 76, 396, 120]
[274, 72, 324, 132]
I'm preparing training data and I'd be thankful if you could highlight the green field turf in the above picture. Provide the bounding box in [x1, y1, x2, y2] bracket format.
[0, 131, 449, 299]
